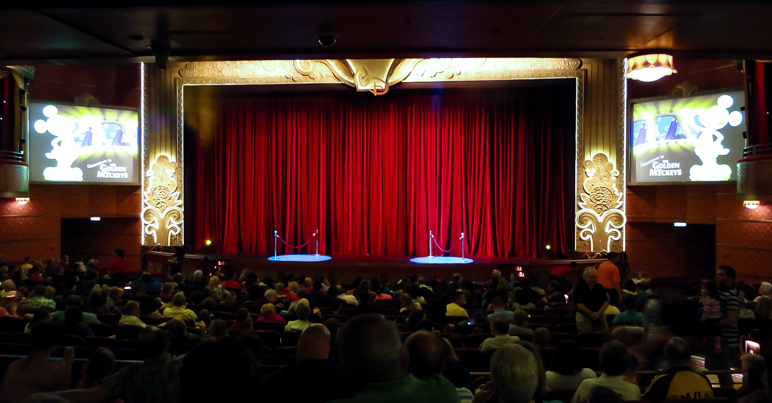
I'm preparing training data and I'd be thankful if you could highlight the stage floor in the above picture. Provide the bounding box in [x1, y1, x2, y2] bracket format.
[146, 251, 602, 285]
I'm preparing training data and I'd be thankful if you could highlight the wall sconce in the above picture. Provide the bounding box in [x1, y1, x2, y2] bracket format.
[744, 200, 761, 210]
[626, 54, 676, 82]
[15, 197, 29, 205]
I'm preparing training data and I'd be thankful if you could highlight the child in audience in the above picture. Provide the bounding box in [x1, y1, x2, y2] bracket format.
[229, 307, 253, 333]
[700, 281, 723, 353]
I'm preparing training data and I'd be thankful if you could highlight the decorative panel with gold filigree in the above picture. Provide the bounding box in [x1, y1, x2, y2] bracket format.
[576, 153, 626, 252]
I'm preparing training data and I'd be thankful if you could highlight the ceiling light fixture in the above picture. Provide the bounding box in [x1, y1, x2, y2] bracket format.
[626, 54, 676, 82]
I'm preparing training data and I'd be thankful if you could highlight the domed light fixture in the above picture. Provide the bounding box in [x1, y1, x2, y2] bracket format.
[626, 54, 676, 82]
[744, 200, 760, 210]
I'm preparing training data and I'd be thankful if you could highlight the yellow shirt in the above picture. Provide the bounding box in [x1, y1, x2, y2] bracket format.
[446, 302, 469, 318]
[163, 306, 197, 322]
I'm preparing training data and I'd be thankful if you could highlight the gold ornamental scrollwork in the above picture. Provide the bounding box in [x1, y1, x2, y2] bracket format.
[142, 155, 183, 246]
[575, 153, 626, 252]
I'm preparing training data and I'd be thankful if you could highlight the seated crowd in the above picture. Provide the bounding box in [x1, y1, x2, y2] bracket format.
[0, 251, 769, 403]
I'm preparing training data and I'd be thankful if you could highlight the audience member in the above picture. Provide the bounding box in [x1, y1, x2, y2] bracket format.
[285, 303, 314, 332]
[257, 302, 286, 324]
[163, 292, 197, 322]
[543, 280, 566, 306]
[118, 300, 146, 328]
[167, 318, 201, 355]
[77, 348, 116, 389]
[546, 339, 596, 391]
[613, 294, 645, 325]
[64, 306, 94, 338]
[533, 327, 551, 349]
[179, 339, 262, 402]
[446, 290, 469, 318]
[642, 337, 713, 402]
[473, 344, 538, 403]
[229, 307, 253, 333]
[480, 318, 520, 352]
[486, 297, 513, 323]
[53, 326, 184, 402]
[706, 265, 740, 375]
[571, 341, 640, 403]
[597, 252, 623, 306]
[132, 273, 162, 294]
[0, 322, 73, 403]
[405, 331, 473, 403]
[108, 249, 131, 284]
[330, 314, 459, 403]
[207, 318, 229, 342]
[587, 386, 622, 403]
[265, 324, 350, 402]
[400, 292, 422, 313]
[509, 309, 533, 336]
[574, 267, 610, 334]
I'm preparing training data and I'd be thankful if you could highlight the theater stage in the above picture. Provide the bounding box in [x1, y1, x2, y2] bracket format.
[144, 251, 603, 286]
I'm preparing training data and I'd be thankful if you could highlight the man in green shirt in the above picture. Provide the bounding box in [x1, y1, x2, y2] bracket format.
[329, 314, 460, 403]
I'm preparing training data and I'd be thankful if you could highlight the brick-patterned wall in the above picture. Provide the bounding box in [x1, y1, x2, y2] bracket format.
[627, 184, 772, 283]
[0, 184, 142, 270]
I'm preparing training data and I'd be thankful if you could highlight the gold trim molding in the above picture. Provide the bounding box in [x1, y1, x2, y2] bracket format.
[141, 57, 585, 247]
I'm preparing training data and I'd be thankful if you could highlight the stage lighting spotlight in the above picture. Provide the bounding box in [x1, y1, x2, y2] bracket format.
[205, 240, 212, 246]
[545, 244, 551, 250]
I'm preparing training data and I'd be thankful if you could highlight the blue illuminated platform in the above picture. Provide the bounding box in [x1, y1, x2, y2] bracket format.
[410, 256, 473, 264]
[268, 254, 331, 262]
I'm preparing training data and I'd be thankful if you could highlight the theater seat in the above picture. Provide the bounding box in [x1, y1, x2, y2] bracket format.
[0, 317, 24, 334]
[98, 314, 121, 325]
[454, 348, 485, 372]
[662, 399, 730, 403]
[279, 331, 301, 346]
[553, 323, 577, 334]
[254, 322, 286, 333]
[113, 325, 143, 340]
[88, 323, 114, 337]
[60, 334, 84, 346]
[575, 332, 608, 348]
[253, 330, 280, 349]
[578, 347, 601, 371]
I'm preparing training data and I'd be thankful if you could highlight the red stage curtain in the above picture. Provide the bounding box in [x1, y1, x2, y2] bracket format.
[193, 86, 571, 257]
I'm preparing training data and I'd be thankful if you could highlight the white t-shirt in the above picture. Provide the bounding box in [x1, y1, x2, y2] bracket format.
[546, 368, 597, 390]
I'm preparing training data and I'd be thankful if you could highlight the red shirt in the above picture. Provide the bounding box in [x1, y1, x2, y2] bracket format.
[257, 314, 286, 324]
[222, 280, 242, 291]
[28, 274, 46, 283]
[109, 257, 130, 274]
[550, 265, 571, 278]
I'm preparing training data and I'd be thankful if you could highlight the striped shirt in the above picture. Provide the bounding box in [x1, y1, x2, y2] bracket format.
[717, 286, 741, 348]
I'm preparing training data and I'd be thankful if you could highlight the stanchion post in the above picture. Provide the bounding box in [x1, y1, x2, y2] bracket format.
[273, 230, 277, 259]
[461, 232, 465, 262]
[429, 230, 433, 258]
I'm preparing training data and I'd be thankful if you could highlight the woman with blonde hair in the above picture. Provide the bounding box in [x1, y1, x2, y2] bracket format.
[399, 292, 421, 312]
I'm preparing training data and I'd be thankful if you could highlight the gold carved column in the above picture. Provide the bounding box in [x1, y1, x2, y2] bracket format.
[574, 59, 627, 252]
